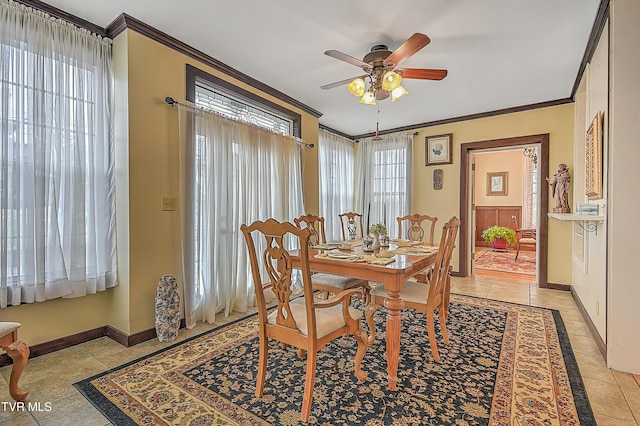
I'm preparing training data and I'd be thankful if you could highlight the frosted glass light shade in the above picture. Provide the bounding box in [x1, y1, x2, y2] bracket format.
[360, 91, 376, 105]
[381, 71, 402, 91]
[391, 85, 409, 102]
[347, 78, 365, 97]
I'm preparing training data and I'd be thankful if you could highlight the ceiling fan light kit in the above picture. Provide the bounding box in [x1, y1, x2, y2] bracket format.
[347, 78, 366, 97]
[381, 71, 402, 91]
[360, 91, 377, 105]
[322, 33, 447, 105]
[391, 85, 409, 102]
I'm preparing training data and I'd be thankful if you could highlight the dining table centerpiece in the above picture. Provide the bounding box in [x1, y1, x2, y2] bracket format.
[369, 222, 388, 250]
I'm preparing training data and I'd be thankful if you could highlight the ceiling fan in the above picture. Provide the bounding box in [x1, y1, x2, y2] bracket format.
[321, 33, 447, 104]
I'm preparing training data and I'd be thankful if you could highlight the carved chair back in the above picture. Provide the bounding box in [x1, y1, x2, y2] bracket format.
[338, 212, 364, 240]
[397, 213, 438, 245]
[293, 214, 326, 246]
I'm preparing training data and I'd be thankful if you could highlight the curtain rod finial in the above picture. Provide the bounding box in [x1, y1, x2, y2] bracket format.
[165, 97, 176, 106]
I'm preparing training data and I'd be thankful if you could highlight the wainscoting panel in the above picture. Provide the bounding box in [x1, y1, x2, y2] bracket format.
[475, 205, 522, 247]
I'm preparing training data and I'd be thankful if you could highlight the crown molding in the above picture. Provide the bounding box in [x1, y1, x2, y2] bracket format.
[105, 14, 322, 119]
[318, 124, 356, 141]
[351, 98, 573, 140]
[570, 0, 610, 99]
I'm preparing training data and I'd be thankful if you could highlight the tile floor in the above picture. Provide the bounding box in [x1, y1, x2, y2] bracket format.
[1, 275, 639, 425]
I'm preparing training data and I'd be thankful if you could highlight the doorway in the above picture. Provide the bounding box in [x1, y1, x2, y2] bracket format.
[458, 134, 549, 288]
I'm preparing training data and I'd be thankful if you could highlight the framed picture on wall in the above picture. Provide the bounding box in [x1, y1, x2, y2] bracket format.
[486, 171, 508, 196]
[425, 133, 453, 166]
[585, 111, 603, 200]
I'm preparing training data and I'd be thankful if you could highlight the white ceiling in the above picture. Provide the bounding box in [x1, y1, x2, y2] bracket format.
[41, 0, 601, 137]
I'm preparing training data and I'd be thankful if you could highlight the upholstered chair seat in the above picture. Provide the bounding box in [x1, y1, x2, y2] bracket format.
[267, 297, 363, 338]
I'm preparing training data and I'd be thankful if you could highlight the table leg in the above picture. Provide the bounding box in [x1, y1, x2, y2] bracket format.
[383, 290, 404, 390]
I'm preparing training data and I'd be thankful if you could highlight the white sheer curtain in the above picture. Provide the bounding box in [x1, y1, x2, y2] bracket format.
[178, 103, 305, 328]
[318, 129, 355, 241]
[0, 0, 117, 308]
[522, 149, 538, 228]
[354, 133, 413, 237]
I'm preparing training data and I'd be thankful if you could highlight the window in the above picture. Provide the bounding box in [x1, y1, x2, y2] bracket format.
[0, 2, 116, 308]
[195, 85, 292, 135]
[356, 134, 413, 237]
[179, 65, 305, 327]
[372, 147, 408, 221]
[318, 129, 354, 241]
[186, 64, 300, 137]
[522, 149, 538, 228]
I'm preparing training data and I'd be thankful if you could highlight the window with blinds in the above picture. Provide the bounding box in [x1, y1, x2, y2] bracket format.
[195, 84, 292, 136]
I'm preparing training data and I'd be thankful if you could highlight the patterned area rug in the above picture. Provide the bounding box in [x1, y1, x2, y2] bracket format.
[474, 249, 536, 276]
[75, 295, 594, 425]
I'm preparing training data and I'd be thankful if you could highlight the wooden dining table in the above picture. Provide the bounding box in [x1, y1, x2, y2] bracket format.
[289, 243, 437, 391]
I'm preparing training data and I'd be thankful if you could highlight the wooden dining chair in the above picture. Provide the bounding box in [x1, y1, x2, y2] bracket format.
[397, 213, 439, 283]
[511, 215, 536, 260]
[366, 216, 460, 361]
[241, 218, 368, 422]
[338, 212, 364, 240]
[397, 213, 438, 245]
[294, 214, 369, 299]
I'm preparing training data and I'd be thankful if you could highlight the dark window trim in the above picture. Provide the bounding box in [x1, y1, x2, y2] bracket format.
[186, 64, 301, 138]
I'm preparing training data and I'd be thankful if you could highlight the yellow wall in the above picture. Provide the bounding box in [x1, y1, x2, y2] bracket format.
[410, 104, 575, 285]
[0, 293, 110, 346]
[1, 27, 574, 346]
[0, 29, 320, 346]
[302, 128, 320, 215]
[118, 30, 320, 335]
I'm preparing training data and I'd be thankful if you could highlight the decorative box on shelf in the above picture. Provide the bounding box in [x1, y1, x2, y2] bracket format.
[576, 204, 599, 215]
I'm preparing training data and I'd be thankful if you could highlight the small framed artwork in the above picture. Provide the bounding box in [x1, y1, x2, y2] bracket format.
[486, 171, 508, 196]
[425, 133, 453, 166]
[585, 111, 603, 200]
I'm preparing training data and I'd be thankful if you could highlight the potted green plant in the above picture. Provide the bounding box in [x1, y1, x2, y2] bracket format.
[481, 225, 517, 251]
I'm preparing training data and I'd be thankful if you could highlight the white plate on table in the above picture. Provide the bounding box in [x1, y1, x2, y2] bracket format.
[326, 252, 358, 260]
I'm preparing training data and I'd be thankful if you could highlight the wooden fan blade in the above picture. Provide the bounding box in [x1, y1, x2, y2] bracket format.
[398, 68, 448, 80]
[325, 50, 371, 70]
[383, 33, 431, 68]
[320, 76, 365, 90]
